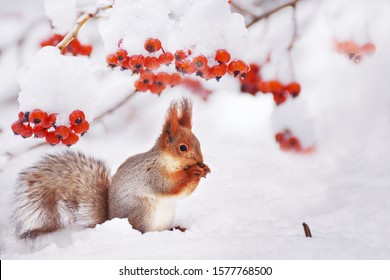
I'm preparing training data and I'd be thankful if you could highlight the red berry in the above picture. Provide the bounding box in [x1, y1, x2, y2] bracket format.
[149, 83, 165, 95]
[46, 131, 60, 145]
[33, 125, 47, 138]
[170, 73, 182, 87]
[240, 82, 258, 95]
[287, 137, 301, 151]
[275, 132, 285, 143]
[11, 121, 25, 136]
[155, 72, 171, 87]
[29, 109, 47, 125]
[79, 45, 93, 56]
[21, 124, 33, 138]
[181, 60, 196, 75]
[335, 41, 360, 57]
[227, 60, 249, 77]
[361, 42, 376, 55]
[55, 126, 71, 139]
[106, 54, 118, 67]
[69, 110, 85, 126]
[210, 64, 227, 81]
[158, 52, 174, 65]
[196, 66, 210, 79]
[134, 79, 149, 92]
[128, 55, 145, 71]
[144, 38, 162, 53]
[61, 132, 79, 147]
[18, 111, 30, 123]
[273, 91, 288, 105]
[67, 38, 81, 55]
[140, 72, 155, 85]
[118, 56, 129, 69]
[174, 50, 187, 62]
[144, 56, 160, 70]
[116, 49, 128, 61]
[268, 80, 284, 94]
[192, 55, 208, 70]
[41, 113, 57, 129]
[40, 34, 64, 48]
[72, 120, 90, 135]
[215, 49, 231, 64]
[203, 67, 217, 80]
[243, 64, 261, 83]
[257, 81, 269, 93]
[286, 82, 301, 97]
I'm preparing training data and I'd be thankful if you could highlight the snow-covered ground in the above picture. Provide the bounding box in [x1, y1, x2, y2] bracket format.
[1, 0, 390, 259]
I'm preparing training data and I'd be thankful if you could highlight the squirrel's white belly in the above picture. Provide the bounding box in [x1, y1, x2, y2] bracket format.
[150, 197, 177, 231]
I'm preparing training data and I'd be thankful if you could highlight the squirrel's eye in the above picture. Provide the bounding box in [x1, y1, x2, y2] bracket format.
[179, 144, 188, 152]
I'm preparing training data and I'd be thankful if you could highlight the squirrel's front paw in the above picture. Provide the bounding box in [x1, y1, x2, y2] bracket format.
[170, 226, 187, 232]
[187, 163, 210, 178]
[197, 162, 211, 175]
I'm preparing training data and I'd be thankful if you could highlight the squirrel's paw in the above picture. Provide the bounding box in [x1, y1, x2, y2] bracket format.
[196, 162, 211, 176]
[170, 226, 187, 232]
[188, 164, 209, 178]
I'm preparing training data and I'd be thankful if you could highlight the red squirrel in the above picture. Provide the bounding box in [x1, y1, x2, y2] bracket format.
[11, 98, 210, 238]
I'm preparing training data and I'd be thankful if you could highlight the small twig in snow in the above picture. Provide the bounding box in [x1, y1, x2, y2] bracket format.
[302, 222, 312, 238]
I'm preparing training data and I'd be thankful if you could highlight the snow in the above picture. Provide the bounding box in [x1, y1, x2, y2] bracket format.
[1, 0, 390, 260]
[43, 0, 77, 34]
[99, 0, 248, 59]
[17, 46, 99, 124]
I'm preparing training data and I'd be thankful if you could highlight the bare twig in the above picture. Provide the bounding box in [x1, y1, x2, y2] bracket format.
[287, 3, 298, 51]
[94, 89, 138, 122]
[5, 142, 47, 161]
[287, 3, 298, 80]
[230, 2, 257, 18]
[302, 222, 312, 238]
[56, 3, 113, 52]
[246, 0, 301, 28]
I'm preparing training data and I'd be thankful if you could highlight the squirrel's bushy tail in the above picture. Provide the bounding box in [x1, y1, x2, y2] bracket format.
[11, 151, 110, 239]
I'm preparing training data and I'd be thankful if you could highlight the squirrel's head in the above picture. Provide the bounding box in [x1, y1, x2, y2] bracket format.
[158, 98, 204, 169]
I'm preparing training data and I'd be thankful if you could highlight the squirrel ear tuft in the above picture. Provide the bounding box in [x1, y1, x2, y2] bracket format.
[162, 102, 179, 142]
[178, 98, 192, 130]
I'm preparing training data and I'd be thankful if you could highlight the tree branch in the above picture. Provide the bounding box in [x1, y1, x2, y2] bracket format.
[94, 89, 138, 122]
[246, 0, 301, 28]
[230, 2, 257, 18]
[287, 2, 298, 51]
[56, 3, 113, 52]
[287, 3, 298, 80]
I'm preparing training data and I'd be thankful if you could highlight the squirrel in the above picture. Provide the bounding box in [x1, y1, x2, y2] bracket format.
[11, 98, 210, 239]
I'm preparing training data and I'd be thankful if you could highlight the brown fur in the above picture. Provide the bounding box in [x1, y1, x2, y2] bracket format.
[13, 98, 210, 238]
[12, 151, 110, 239]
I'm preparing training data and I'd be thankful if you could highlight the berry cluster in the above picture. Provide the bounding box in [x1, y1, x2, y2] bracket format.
[334, 40, 376, 63]
[11, 109, 90, 146]
[240, 63, 301, 105]
[275, 129, 314, 153]
[106, 38, 249, 95]
[40, 34, 93, 56]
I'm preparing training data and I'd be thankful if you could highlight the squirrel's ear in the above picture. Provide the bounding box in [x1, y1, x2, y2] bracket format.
[178, 98, 192, 130]
[162, 102, 179, 142]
